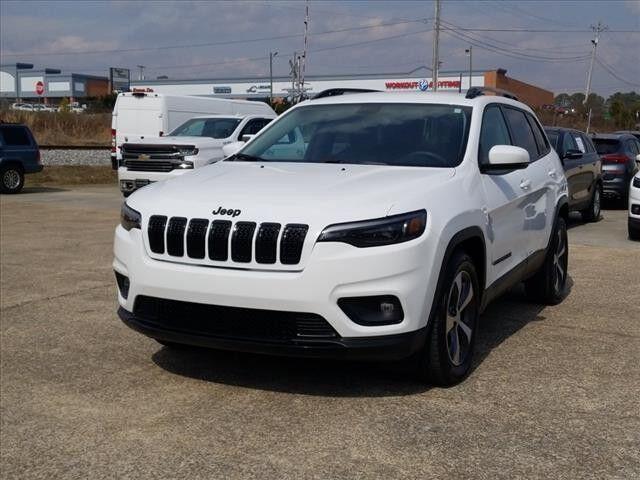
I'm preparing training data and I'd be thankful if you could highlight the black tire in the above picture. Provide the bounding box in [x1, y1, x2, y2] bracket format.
[629, 221, 640, 241]
[581, 185, 601, 222]
[525, 216, 568, 305]
[415, 251, 480, 386]
[0, 165, 25, 194]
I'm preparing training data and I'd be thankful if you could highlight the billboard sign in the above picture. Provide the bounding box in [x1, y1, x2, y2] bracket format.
[110, 67, 130, 92]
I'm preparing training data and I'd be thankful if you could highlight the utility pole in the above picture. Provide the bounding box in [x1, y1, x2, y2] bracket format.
[137, 65, 146, 81]
[432, 0, 441, 91]
[465, 46, 473, 90]
[584, 21, 607, 133]
[300, 0, 309, 95]
[269, 51, 278, 105]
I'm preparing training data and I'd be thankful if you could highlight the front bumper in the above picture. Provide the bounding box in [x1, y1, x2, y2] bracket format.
[118, 306, 427, 360]
[113, 223, 439, 343]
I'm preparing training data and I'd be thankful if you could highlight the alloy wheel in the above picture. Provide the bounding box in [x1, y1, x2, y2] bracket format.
[3, 169, 20, 190]
[445, 271, 475, 366]
[552, 227, 568, 294]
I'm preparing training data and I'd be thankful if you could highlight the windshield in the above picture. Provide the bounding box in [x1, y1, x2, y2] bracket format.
[170, 117, 241, 139]
[593, 139, 620, 155]
[236, 103, 472, 167]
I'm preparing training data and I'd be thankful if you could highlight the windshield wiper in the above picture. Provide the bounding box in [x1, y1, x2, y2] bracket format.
[232, 153, 264, 162]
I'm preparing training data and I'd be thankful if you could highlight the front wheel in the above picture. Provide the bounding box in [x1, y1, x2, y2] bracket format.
[0, 165, 25, 194]
[415, 251, 480, 386]
[525, 216, 568, 305]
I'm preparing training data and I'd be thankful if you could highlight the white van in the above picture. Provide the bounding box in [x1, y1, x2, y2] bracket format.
[110, 90, 275, 169]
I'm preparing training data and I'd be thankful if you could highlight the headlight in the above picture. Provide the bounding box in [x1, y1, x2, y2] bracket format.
[318, 210, 427, 247]
[633, 176, 640, 188]
[121, 202, 141, 231]
[178, 146, 198, 156]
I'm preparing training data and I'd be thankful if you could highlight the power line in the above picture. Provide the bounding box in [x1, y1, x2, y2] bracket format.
[596, 57, 640, 88]
[1, 18, 428, 58]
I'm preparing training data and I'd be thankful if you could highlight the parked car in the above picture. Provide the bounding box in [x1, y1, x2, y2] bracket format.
[544, 127, 602, 221]
[614, 130, 640, 141]
[0, 123, 42, 194]
[629, 172, 640, 240]
[114, 88, 569, 385]
[10, 103, 34, 112]
[118, 114, 275, 196]
[111, 91, 276, 171]
[591, 133, 640, 202]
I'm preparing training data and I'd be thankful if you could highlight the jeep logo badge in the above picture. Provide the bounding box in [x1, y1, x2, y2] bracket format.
[212, 207, 241, 217]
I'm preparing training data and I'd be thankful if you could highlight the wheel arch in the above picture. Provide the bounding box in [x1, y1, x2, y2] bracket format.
[0, 160, 25, 173]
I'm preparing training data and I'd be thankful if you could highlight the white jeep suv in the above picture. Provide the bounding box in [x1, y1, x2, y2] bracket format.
[114, 89, 569, 385]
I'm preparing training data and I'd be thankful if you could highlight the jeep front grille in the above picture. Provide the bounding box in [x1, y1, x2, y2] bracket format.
[146, 216, 309, 266]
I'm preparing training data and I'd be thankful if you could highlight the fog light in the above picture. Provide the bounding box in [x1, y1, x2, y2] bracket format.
[632, 204, 640, 215]
[114, 271, 130, 299]
[338, 295, 404, 326]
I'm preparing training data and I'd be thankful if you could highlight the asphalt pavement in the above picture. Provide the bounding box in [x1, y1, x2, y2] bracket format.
[1, 185, 639, 479]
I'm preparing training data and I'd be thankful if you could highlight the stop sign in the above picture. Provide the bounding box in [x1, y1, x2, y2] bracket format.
[35, 81, 45, 95]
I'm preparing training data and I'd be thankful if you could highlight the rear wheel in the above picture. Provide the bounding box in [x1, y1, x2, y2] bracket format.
[629, 220, 640, 241]
[525, 216, 568, 305]
[581, 185, 601, 222]
[0, 165, 25, 194]
[415, 251, 480, 386]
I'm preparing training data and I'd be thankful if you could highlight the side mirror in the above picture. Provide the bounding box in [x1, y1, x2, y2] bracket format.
[563, 149, 583, 160]
[222, 142, 244, 158]
[484, 145, 530, 171]
[241, 134, 255, 143]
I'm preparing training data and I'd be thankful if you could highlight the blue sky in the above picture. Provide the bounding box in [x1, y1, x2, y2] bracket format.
[1, 0, 638, 97]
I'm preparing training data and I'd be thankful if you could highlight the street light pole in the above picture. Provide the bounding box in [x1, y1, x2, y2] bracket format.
[465, 46, 473, 90]
[269, 51, 278, 105]
[432, 0, 441, 91]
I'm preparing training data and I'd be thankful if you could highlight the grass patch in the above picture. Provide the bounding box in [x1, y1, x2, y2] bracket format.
[0, 110, 110, 146]
[28, 166, 116, 186]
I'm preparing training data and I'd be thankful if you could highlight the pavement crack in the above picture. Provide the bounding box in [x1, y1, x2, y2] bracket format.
[1, 283, 113, 311]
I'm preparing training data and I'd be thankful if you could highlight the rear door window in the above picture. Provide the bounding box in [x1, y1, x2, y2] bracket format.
[503, 107, 539, 161]
[479, 105, 512, 165]
[525, 113, 549, 156]
[580, 134, 596, 153]
[0, 126, 31, 146]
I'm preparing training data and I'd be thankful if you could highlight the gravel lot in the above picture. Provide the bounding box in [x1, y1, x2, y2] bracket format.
[1, 185, 639, 479]
[40, 148, 111, 166]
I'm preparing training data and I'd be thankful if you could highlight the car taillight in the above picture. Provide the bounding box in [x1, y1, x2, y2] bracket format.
[111, 128, 116, 153]
[602, 154, 628, 164]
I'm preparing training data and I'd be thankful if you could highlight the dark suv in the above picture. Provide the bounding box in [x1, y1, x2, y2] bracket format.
[591, 133, 640, 202]
[544, 127, 602, 221]
[0, 123, 42, 194]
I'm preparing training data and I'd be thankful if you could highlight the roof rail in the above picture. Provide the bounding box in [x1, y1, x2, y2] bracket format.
[313, 88, 380, 99]
[465, 87, 518, 101]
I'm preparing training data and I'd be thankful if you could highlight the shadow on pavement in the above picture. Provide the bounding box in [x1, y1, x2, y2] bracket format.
[152, 282, 571, 397]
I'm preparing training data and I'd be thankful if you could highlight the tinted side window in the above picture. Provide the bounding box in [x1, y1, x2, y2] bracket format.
[581, 134, 596, 153]
[239, 119, 268, 138]
[562, 133, 577, 154]
[572, 133, 587, 153]
[503, 108, 539, 161]
[479, 105, 511, 165]
[526, 113, 549, 156]
[1, 126, 31, 146]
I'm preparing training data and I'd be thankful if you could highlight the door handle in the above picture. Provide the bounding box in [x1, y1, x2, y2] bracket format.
[520, 179, 532, 190]
[548, 169, 557, 178]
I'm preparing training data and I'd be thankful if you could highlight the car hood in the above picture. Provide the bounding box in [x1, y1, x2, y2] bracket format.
[129, 161, 456, 223]
[134, 135, 224, 147]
